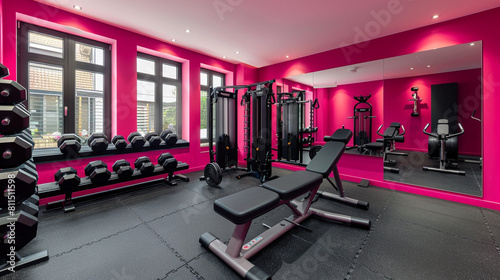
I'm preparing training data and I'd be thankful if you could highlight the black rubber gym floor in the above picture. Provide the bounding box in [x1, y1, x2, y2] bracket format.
[5, 167, 500, 280]
[384, 150, 482, 196]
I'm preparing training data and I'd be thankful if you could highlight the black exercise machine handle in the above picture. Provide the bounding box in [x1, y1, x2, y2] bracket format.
[448, 123, 465, 138]
[423, 123, 438, 138]
[376, 124, 384, 137]
[471, 110, 481, 122]
[312, 98, 320, 109]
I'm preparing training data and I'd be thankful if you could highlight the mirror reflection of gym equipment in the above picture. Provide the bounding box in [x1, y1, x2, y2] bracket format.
[274, 90, 320, 166]
[346, 94, 376, 153]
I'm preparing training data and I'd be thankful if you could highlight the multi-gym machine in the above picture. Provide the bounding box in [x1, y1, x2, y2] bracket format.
[200, 84, 248, 186]
[201, 80, 277, 186]
[275, 90, 319, 165]
[347, 94, 375, 152]
[236, 80, 277, 182]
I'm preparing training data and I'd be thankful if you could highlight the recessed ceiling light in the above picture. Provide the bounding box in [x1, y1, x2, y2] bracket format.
[171, 39, 176, 42]
[286, 55, 289, 58]
[73, 5, 82, 10]
[222, 56, 226, 59]
[185, 29, 191, 33]
[432, 14, 439, 19]
[410, 67, 414, 70]
[427, 65, 431, 68]
[470, 42, 475, 46]
[235, 51, 239, 54]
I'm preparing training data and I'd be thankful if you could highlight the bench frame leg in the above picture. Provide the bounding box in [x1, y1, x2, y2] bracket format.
[317, 166, 370, 209]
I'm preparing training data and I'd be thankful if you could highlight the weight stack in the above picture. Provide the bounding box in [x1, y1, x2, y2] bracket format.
[0, 63, 48, 275]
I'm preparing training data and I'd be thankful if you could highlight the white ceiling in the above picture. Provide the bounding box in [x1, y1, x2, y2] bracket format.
[286, 41, 482, 87]
[35, 0, 500, 68]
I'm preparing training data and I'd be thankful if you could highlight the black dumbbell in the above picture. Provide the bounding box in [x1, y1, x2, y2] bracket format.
[54, 167, 81, 192]
[57, 134, 82, 155]
[112, 159, 134, 179]
[158, 153, 173, 165]
[0, 63, 9, 79]
[145, 132, 162, 147]
[0, 80, 27, 104]
[111, 135, 127, 150]
[0, 132, 33, 169]
[23, 159, 39, 181]
[134, 156, 155, 175]
[0, 166, 37, 207]
[0, 104, 30, 134]
[0, 205, 39, 255]
[128, 132, 146, 149]
[88, 132, 109, 152]
[160, 129, 178, 145]
[84, 160, 111, 184]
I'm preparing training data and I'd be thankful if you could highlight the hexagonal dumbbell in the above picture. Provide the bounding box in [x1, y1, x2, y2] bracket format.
[127, 132, 146, 149]
[157, 153, 173, 165]
[87, 132, 109, 152]
[0, 80, 27, 105]
[111, 135, 127, 150]
[112, 159, 134, 180]
[0, 63, 9, 79]
[18, 194, 39, 217]
[0, 166, 37, 207]
[144, 132, 162, 147]
[160, 129, 178, 145]
[54, 167, 81, 192]
[0, 104, 30, 134]
[57, 134, 82, 155]
[84, 160, 111, 185]
[0, 205, 39, 255]
[0, 132, 33, 169]
[134, 156, 155, 175]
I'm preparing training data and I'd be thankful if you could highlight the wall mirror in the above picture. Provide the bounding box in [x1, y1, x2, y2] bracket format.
[284, 41, 482, 196]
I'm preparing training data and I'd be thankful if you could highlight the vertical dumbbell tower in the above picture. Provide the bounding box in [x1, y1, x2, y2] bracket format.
[0, 64, 48, 275]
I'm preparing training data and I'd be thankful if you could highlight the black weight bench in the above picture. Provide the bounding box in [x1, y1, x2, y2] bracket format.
[200, 129, 371, 280]
[364, 122, 407, 173]
[317, 128, 369, 209]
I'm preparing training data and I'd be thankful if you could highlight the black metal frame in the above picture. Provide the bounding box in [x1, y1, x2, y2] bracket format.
[348, 94, 374, 151]
[17, 22, 112, 141]
[200, 68, 226, 144]
[275, 90, 319, 166]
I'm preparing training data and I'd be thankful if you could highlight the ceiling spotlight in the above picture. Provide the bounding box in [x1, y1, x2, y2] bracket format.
[427, 65, 431, 68]
[185, 29, 191, 33]
[410, 67, 414, 70]
[73, 5, 82, 10]
[432, 14, 439, 19]
[171, 39, 176, 42]
[235, 51, 239, 54]
[470, 42, 475, 46]
[222, 56, 226, 59]
[286, 55, 289, 58]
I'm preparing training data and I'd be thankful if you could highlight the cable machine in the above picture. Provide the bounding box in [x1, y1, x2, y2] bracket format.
[236, 80, 277, 182]
[347, 94, 375, 152]
[275, 90, 319, 166]
[201, 80, 276, 186]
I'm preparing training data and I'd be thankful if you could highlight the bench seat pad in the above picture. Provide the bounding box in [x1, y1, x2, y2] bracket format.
[262, 170, 323, 200]
[214, 187, 280, 225]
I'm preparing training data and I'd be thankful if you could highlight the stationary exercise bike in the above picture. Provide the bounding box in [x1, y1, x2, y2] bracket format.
[423, 119, 465, 175]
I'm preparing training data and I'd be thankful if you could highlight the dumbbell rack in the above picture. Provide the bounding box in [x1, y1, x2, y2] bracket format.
[32, 139, 189, 164]
[0, 63, 48, 276]
[38, 163, 189, 213]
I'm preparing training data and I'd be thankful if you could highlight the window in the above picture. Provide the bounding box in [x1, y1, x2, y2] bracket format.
[137, 53, 182, 137]
[200, 69, 225, 144]
[18, 23, 111, 149]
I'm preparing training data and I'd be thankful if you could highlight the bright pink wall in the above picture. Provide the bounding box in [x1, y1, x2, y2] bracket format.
[384, 68, 482, 156]
[327, 80, 384, 146]
[259, 8, 500, 210]
[1, 0, 240, 204]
